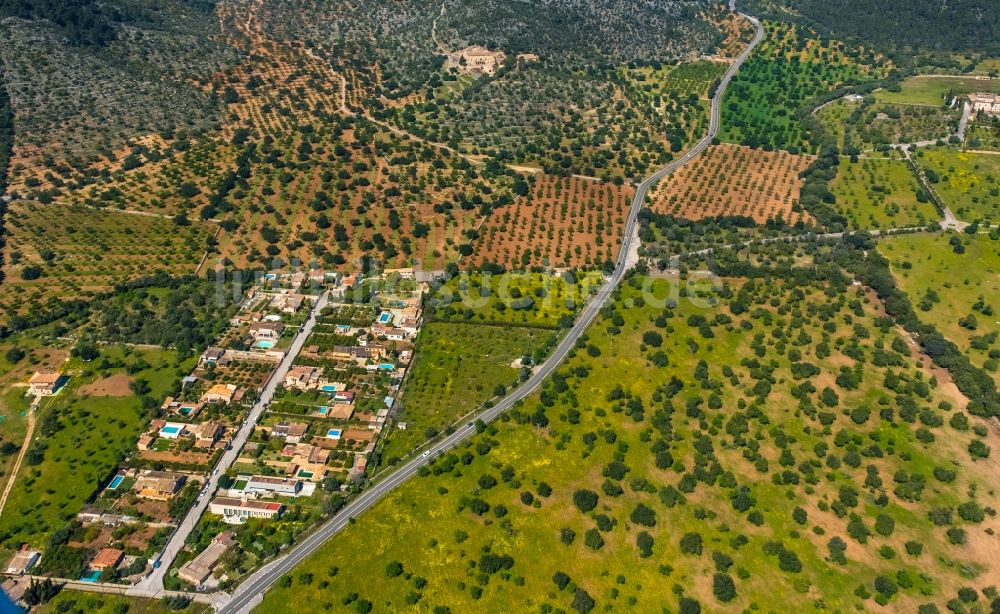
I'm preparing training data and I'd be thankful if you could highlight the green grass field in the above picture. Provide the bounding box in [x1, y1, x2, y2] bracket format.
[378, 322, 556, 466]
[429, 272, 602, 328]
[0, 346, 192, 548]
[915, 148, 1000, 222]
[259, 275, 996, 613]
[881, 231, 1000, 379]
[832, 157, 937, 229]
[875, 76, 1000, 107]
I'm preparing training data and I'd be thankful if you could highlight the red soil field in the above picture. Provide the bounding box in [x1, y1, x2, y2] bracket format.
[647, 143, 814, 225]
[470, 174, 632, 270]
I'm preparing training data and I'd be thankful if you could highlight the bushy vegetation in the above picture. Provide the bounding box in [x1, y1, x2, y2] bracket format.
[259, 262, 1000, 611]
[720, 22, 891, 154]
[748, 0, 1000, 56]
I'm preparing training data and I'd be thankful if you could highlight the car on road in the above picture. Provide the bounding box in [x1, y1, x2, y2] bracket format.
[212, 469, 219, 476]
[422, 450, 430, 458]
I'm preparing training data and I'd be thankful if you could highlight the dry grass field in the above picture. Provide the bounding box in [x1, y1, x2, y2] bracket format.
[646, 143, 814, 224]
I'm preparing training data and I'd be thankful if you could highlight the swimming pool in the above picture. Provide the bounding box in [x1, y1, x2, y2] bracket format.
[161, 426, 181, 435]
[255, 340, 276, 349]
[377, 311, 392, 324]
[316, 406, 328, 415]
[80, 570, 102, 583]
[336, 324, 351, 332]
[378, 363, 394, 370]
[107, 475, 124, 490]
[326, 428, 342, 439]
[320, 385, 337, 393]
[297, 470, 314, 479]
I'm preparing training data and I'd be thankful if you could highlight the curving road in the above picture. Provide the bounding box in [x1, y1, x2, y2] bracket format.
[219, 10, 764, 614]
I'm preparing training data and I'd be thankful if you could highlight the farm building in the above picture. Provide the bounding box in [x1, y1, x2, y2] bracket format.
[178, 531, 236, 585]
[133, 470, 186, 500]
[970, 92, 1000, 115]
[192, 422, 224, 448]
[209, 497, 284, 522]
[284, 366, 321, 390]
[5, 548, 40, 575]
[245, 475, 302, 496]
[91, 548, 124, 571]
[271, 422, 309, 443]
[200, 383, 241, 404]
[27, 371, 62, 396]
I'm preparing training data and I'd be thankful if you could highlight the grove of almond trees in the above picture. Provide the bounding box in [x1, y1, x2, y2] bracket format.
[647, 143, 814, 224]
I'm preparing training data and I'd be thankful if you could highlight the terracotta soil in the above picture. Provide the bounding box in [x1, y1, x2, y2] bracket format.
[79, 373, 134, 397]
[471, 174, 632, 269]
[138, 449, 214, 466]
[648, 143, 814, 225]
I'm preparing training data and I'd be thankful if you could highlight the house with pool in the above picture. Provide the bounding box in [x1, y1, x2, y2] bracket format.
[283, 365, 322, 390]
[133, 470, 186, 501]
[249, 321, 285, 342]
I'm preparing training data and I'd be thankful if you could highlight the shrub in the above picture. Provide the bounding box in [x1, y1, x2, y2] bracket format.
[560, 528, 576, 545]
[874, 514, 895, 536]
[680, 532, 703, 555]
[584, 529, 605, 550]
[958, 501, 985, 523]
[571, 588, 596, 614]
[679, 597, 702, 614]
[874, 575, 897, 597]
[479, 554, 514, 574]
[905, 540, 923, 556]
[553, 571, 571, 590]
[630, 503, 656, 527]
[573, 489, 599, 513]
[642, 331, 663, 347]
[778, 549, 802, 573]
[947, 527, 967, 545]
[385, 561, 404, 578]
[713, 573, 737, 602]
[636, 531, 654, 557]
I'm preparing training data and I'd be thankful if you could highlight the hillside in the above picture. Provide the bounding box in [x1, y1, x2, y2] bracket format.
[746, 0, 1000, 57]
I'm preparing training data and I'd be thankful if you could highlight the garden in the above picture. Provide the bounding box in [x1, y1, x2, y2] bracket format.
[378, 322, 556, 467]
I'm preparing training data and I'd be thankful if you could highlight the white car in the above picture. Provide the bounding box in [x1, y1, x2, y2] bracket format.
[422, 450, 430, 458]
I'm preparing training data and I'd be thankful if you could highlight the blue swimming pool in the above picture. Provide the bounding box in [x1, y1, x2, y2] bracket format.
[255, 340, 275, 349]
[326, 428, 342, 439]
[336, 324, 351, 331]
[320, 384, 337, 393]
[80, 570, 102, 583]
[378, 363, 394, 370]
[161, 425, 181, 435]
[108, 475, 124, 490]
[377, 312, 392, 324]
[316, 406, 328, 415]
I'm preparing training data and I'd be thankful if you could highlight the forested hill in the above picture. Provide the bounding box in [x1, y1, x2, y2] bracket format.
[748, 0, 1000, 55]
[0, 0, 114, 45]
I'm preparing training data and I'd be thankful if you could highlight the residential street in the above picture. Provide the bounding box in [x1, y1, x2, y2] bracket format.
[129, 291, 330, 598]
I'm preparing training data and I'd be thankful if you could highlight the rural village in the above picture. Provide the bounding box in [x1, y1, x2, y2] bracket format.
[2, 266, 427, 596]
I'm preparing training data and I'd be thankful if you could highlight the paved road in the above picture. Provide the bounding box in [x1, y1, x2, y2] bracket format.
[218, 11, 765, 614]
[130, 292, 330, 597]
[957, 101, 972, 141]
